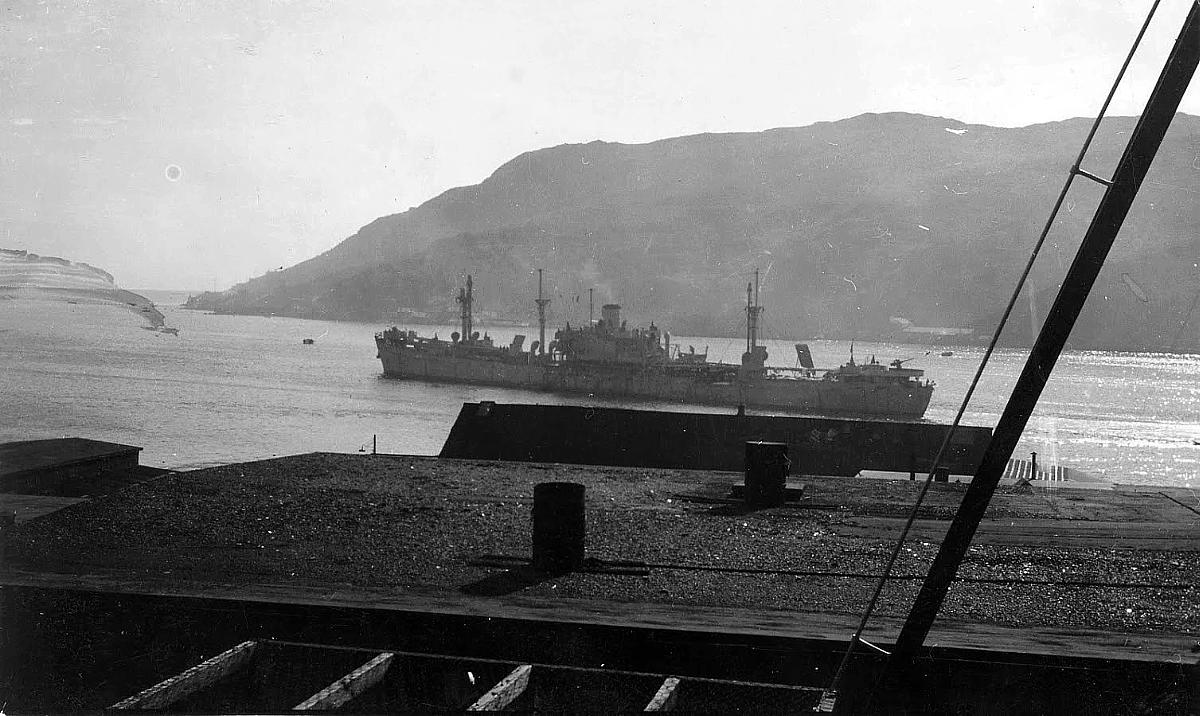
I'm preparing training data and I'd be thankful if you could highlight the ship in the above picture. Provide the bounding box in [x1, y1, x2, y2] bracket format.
[376, 271, 934, 418]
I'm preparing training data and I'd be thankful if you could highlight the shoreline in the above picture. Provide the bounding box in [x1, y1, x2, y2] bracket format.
[110, 288, 166, 329]
[182, 303, 1200, 355]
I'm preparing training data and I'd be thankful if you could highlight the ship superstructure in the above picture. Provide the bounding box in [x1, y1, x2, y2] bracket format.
[376, 272, 934, 418]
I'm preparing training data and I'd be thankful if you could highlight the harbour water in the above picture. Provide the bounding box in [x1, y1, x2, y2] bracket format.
[1, 290, 1197, 487]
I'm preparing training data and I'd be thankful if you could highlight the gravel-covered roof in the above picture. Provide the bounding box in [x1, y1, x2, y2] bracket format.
[7, 453, 1198, 638]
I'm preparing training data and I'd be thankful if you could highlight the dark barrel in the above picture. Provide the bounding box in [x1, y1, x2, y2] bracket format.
[745, 441, 788, 507]
[532, 482, 586, 572]
[0, 511, 14, 559]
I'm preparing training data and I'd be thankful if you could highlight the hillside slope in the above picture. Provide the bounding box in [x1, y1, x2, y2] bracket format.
[188, 113, 1200, 351]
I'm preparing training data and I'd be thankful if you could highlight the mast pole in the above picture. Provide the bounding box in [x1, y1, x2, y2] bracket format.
[589, 288, 594, 325]
[753, 268, 761, 351]
[465, 275, 473, 340]
[745, 269, 762, 354]
[535, 269, 551, 355]
[456, 275, 472, 342]
[457, 287, 464, 340]
[745, 281, 753, 353]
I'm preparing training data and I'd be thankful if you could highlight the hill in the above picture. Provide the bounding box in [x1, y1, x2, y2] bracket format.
[186, 112, 1200, 352]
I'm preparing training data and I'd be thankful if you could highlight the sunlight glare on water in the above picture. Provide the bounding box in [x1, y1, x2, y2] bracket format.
[1, 291, 1196, 487]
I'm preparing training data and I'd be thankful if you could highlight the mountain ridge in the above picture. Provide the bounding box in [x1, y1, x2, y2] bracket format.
[187, 112, 1200, 352]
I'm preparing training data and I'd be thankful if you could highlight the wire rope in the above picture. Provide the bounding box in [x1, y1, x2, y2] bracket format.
[824, 0, 1164, 699]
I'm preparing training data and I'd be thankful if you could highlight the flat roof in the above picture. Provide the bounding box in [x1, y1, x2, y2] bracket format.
[3, 452, 1196, 668]
[0, 438, 142, 478]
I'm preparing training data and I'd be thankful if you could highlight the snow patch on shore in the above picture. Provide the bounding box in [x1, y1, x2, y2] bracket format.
[0, 249, 167, 329]
[0, 248, 116, 290]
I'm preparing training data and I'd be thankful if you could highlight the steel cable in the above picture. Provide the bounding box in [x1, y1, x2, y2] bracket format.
[825, 0, 1165, 699]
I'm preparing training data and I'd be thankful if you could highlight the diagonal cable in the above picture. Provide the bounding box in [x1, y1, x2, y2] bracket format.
[824, 0, 1163, 701]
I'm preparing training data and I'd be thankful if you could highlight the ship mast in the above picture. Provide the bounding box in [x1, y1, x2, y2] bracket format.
[535, 269, 551, 355]
[745, 268, 762, 353]
[457, 274, 474, 342]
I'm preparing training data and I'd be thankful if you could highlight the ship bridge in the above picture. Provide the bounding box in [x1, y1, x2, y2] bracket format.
[553, 304, 669, 366]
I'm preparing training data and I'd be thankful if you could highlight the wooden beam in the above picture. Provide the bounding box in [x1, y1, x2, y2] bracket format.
[293, 652, 395, 711]
[467, 664, 532, 711]
[110, 640, 258, 710]
[644, 676, 681, 711]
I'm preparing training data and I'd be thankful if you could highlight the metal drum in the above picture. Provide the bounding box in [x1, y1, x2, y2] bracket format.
[532, 482, 586, 572]
[744, 441, 789, 507]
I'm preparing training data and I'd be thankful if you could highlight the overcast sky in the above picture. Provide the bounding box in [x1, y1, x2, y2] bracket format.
[3, 0, 1198, 290]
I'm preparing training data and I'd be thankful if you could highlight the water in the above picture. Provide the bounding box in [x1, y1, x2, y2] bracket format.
[1, 290, 1197, 487]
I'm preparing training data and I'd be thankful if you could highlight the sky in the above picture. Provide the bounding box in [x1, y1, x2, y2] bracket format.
[2, 0, 1198, 290]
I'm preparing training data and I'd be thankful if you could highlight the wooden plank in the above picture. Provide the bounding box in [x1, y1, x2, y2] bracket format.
[110, 640, 257, 710]
[6, 568, 1194, 666]
[293, 651, 395, 710]
[644, 676, 681, 711]
[467, 664, 532, 711]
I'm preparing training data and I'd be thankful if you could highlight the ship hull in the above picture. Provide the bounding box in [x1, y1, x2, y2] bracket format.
[377, 339, 933, 418]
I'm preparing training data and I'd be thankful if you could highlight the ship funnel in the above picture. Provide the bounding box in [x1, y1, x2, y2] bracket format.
[601, 304, 621, 330]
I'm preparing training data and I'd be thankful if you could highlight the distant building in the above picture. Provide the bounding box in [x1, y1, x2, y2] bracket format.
[889, 316, 975, 338]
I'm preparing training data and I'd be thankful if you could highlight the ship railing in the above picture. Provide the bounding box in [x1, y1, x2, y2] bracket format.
[762, 365, 829, 377]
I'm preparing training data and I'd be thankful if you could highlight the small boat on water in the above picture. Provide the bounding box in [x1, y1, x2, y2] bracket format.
[302, 338, 315, 345]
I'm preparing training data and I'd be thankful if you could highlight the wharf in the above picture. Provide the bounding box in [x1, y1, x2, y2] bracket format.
[2, 453, 1197, 712]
